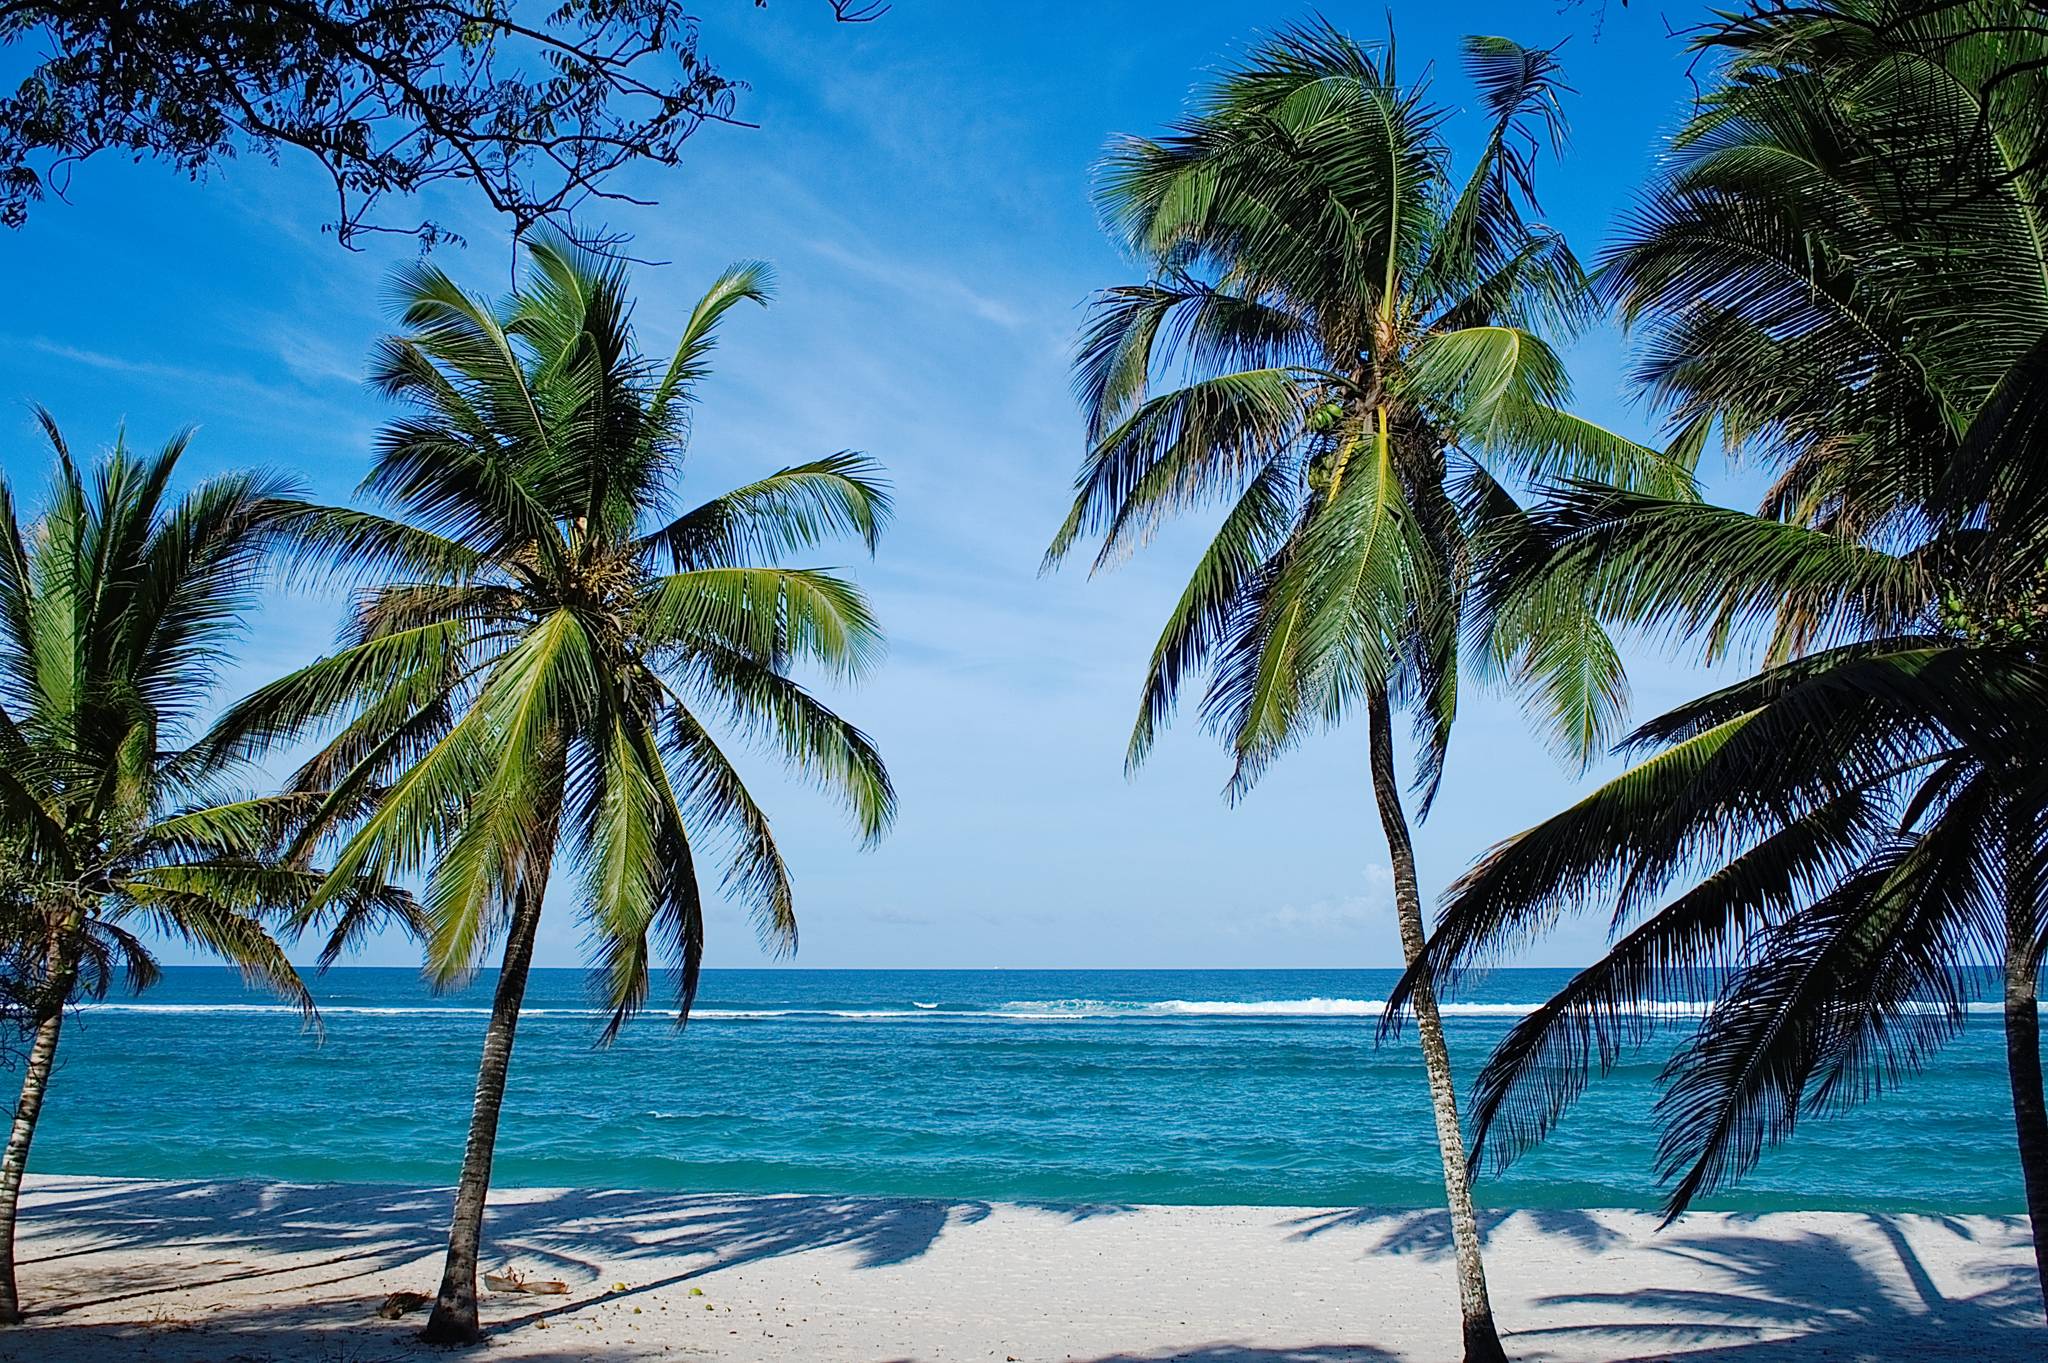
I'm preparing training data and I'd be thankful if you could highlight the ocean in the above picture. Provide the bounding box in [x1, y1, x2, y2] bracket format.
[24, 967, 2027, 1213]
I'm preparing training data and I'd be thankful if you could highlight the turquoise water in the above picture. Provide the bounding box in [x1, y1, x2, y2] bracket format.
[21, 967, 2029, 1212]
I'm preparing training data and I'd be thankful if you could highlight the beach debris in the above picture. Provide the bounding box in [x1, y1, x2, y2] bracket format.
[482, 1267, 571, 1296]
[376, 1291, 432, 1319]
[612, 1280, 630, 1291]
[689, 1287, 705, 1296]
[144, 1306, 197, 1332]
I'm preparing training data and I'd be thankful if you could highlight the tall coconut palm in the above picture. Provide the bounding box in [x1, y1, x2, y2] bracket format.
[1045, 24, 1697, 1362]
[0, 418, 418, 1324]
[202, 235, 896, 1343]
[1388, 0, 2048, 1316]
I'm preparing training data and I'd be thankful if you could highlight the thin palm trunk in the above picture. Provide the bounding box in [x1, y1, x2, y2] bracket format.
[0, 999, 64, 1326]
[2003, 816, 2048, 1319]
[0, 930, 79, 1327]
[1367, 688, 1508, 1363]
[422, 808, 562, 1345]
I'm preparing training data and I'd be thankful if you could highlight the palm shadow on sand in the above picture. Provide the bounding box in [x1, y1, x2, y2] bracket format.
[15, 1176, 1134, 1315]
[11, 1181, 2045, 1360]
[1518, 1215, 2042, 1360]
[1285, 1205, 1629, 1257]
[1287, 1204, 2042, 1360]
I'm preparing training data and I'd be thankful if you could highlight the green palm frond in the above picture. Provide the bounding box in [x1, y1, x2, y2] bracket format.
[640, 567, 884, 680]
[271, 503, 488, 587]
[1620, 641, 2048, 757]
[1462, 785, 1889, 1173]
[641, 454, 892, 570]
[1536, 485, 1931, 658]
[1054, 17, 1648, 818]
[1401, 325, 1570, 430]
[119, 883, 318, 1022]
[679, 645, 896, 844]
[0, 420, 419, 1040]
[661, 700, 795, 950]
[412, 610, 599, 982]
[1653, 786, 1998, 1219]
[1127, 462, 1299, 770]
[1074, 281, 1314, 439]
[572, 709, 672, 1036]
[1047, 368, 1306, 573]
[650, 260, 777, 426]
[1274, 429, 1422, 730]
[198, 621, 483, 767]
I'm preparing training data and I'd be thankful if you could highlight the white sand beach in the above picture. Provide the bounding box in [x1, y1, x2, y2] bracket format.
[0, 1174, 2039, 1362]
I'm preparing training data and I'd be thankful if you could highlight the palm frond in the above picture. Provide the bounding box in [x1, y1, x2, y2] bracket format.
[641, 453, 892, 571]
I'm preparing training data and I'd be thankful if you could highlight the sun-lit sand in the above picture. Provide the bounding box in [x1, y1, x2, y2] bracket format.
[2, 1174, 2041, 1362]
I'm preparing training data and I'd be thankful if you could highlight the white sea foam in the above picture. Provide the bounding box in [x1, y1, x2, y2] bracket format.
[76, 1003, 965, 1020]
[1001, 997, 2019, 1019]
[79, 1003, 501, 1016]
[995, 996, 1711, 1019]
[73, 997, 2021, 1021]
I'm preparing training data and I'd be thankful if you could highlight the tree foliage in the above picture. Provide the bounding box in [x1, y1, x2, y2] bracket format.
[0, 0, 885, 247]
[0, 417, 419, 1017]
[206, 234, 895, 1031]
[1048, 20, 1696, 801]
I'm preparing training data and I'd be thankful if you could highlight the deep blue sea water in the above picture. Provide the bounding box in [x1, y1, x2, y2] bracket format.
[19, 967, 2029, 1212]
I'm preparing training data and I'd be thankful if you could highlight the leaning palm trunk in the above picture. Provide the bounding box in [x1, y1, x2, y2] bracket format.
[2005, 949, 2048, 1317]
[0, 933, 79, 1325]
[0, 995, 65, 1325]
[424, 810, 561, 1345]
[2004, 821, 2048, 1319]
[1367, 691, 1506, 1363]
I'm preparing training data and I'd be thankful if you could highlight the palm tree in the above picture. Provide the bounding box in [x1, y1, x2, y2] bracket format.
[202, 236, 897, 1343]
[0, 418, 418, 1324]
[1045, 24, 1697, 1362]
[1387, 0, 2048, 1316]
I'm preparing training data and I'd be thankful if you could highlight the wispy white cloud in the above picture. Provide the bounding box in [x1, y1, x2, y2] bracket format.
[1231, 868, 1396, 937]
[26, 338, 229, 388]
[14, 336, 372, 438]
[804, 236, 1032, 330]
[260, 324, 372, 390]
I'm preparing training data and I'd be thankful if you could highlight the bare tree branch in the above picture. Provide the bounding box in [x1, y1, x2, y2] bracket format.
[0, 1, 883, 248]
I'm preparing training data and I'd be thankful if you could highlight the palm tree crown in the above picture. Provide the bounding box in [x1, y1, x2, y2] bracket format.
[1049, 22, 1696, 795]
[0, 417, 413, 1011]
[208, 238, 897, 1029]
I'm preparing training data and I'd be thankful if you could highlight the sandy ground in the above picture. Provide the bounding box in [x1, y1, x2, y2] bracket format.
[0, 1175, 2041, 1362]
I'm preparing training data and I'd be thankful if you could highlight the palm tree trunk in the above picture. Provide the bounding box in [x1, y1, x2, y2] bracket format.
[0, 1002, 64, 1326]
[422, 851, 557, 1344]
[1367, 689, 1508, 1363]
[0, 933, 78, 1326]
[2003, 816, 2048, 1320]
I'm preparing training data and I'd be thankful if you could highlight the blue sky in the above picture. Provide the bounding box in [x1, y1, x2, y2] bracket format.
[0, 2, 1757, 971]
